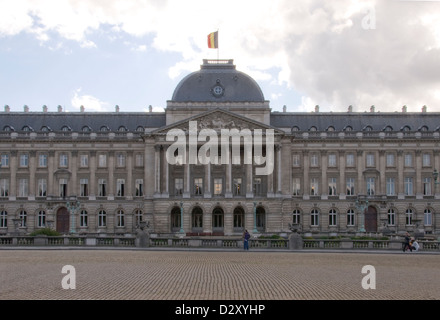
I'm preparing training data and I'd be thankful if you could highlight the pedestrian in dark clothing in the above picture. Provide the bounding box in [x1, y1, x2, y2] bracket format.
[402, 232, 412, 252]
[243, 230, 250, 250]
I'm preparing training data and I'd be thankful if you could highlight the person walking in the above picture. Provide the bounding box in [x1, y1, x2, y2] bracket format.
[243, 229, 250, 250]
[402, 232, 412, 252]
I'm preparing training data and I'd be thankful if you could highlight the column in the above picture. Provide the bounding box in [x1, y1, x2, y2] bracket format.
[9, 151, 17, 200]
[339, 151, 346, 199]
[47, 150, 55, 197]
[89, 151, 96, 200]
[434, 150, 440, 199]
[70, 151, 78, 197]
[379, 150, 386, 195]
[204, 161, 211, 198]
[28, 151, 36, 200]
[415, 150, 422, 199]
[397, 150, 404, 199]
[246, 163, 253, 198]
[144, 140, 155, 199]
[108, 151, 115, 199]
[183, 149, 191, 198]
[321, 151, 327, 199]
[357, 150, 364, 195]
[154, 145, 161, 196]
[267, 144, 275, 198]
[276, 144, 282, 195]
[162, 148, 169, 198]
[126, 151, 133, 199]
[303, 151, 309, 200]
[225, 148, 232, 198]
[281, 140, 292, 196]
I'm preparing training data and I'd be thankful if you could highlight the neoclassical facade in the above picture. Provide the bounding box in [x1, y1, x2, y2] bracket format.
[1, 59, 439, 237]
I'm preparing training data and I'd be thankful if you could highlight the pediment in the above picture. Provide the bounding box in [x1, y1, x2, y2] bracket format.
[151, 108, 284, 135]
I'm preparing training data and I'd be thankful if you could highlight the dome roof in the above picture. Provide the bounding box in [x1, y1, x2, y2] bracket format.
[171, 59, 265, 103]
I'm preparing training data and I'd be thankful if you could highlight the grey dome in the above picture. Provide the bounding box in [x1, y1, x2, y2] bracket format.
[171, 59, 265, 102]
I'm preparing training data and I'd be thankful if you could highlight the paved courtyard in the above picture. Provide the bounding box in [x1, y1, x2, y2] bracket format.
[0, 248, 439, 300]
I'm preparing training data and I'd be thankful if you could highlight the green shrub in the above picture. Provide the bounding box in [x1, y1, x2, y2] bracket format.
[30, 228, 61, 236]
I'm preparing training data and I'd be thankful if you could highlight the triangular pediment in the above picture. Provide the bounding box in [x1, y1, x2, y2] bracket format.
[150, 108, 284, 135]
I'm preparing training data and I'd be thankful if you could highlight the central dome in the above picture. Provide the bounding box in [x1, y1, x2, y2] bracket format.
[171, 59, 265, 103]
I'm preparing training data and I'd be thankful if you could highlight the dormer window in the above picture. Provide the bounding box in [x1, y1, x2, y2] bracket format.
[82, 126, 92, 132]
[118, 126, 128, 132]
[419, 126, 429, 132]
[401, 125, 411, 132]
[3, 125, 13, 132]
[383, 126, 393, 131]
[309, 126, 317, 132]
[100, 126, 110, 132]
[291, 126, 300, 132]
[61, 126, 71, 132]
[136, 126, 144, 132]
[327, 126, 335, 132]
[344, 126, 353, 131]
[363, 125, 373, 131]
[22, 126, 33, 132]
[41, 126, 51, 132]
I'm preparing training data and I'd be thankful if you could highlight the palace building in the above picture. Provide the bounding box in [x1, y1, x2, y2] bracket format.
[0, 59, 439, 237]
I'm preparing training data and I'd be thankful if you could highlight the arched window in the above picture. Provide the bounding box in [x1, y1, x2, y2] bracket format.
[61, 125, 71, 132]
[118, 126, 128, 132]
[171, 207, 181, 232]
[292, 209, 301, 225]
[311, 209, 319, 226]
[40, 126, 51, 132]
[37, 210, 46, 227]
[256, 206, 266, 231]
[80, 210, 88, 227]
[383, 126, 393, 131]
[0, 210, 7, 228]
[134, 209, 143, 226]
[22, 125, 33, 132]
[329, 209, 337, 226]
[116, 209, 125, 227]
[405, 209, 413, 226]
[212, 207, 224, 230]
[309, 126, 317, 132]
[98, 210, 107, 227]
[82, 126, 92, 132]
[347, 209, 355, 226]
[419, 126, 429, 132]
[191, 207, 203, 231]
[424, 209, 432, 226]
[19, 210, 27, 227]
[387, 209, 396, 226]
[291, 126, 300, 132]
[100, 126, 109, 132]
[344, 126, 353, 131]
[327, 126, 335, 132]
[3, 125, 13, 132]
[233, 207, 245, 231]
[136, 126, 145, 132]
[401, 125, 411, 132]
[363, 125, 373, 131]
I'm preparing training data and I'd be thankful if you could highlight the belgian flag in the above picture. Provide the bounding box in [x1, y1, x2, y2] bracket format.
[207, 31, 218, 49]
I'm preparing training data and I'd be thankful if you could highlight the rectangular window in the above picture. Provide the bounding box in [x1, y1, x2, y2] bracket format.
[233, 178, 242, 196]
[1, 154, 9, 167]
[386, 154, 395, 167]
[80, 210, 88, 227]
[311, 210, 319, 226]
[98, 154, 107, 167]
[366, 153, 375, 167]
[310, 154, 319, 167]
[386, 178, 395, 196]
[292, 178, 301, 196]
[116, 153, 126, 167]
[346, 153, 355, 167]
[194, 178, 203, 195]
[98, 179, 107, 197]
[292, 154, 301, 167]
[253, 178, 262, 196]
[20, 154, 28, 167]
[59, 179, 67, 198]
[423, 153, 431, 167]
[310, 178, 319, 196]
[80, 154, 88, 168]
[329, 210, 337, 226]
[346, 178, 355, 196]
[117, 179, 125, 197]
[135, 154, 144, 167]
[388, 210, 395, 226]
[423, 177, 432, 196]
[214, 178, 223, 195]
[18, 179, 29, 197]
[347, 210, 355, 226]
[328, 178, 337, 196]
[38, 179, 47, 197]
[135, 179, 143, 197]
[404, 177, 413, 196]
[328, 154, 337, 167]
[37, 210, 46, 227]
[80, 178, 89, 197]
[0, 179, 9, 197]
[175, 178, 183, 195]
[404, 154, 413, 167]
[366, 177, 375, 196]
[38, 154, 47, 167]
[59, 154, 68, 167]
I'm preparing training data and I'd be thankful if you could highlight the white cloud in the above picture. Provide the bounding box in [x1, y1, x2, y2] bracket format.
[71, 88, 110, 112]
[1, 0, 440, 111]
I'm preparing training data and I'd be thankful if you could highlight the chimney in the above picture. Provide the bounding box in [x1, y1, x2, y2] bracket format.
[80, 105, 85, 112]
[43, 105, 48, 113]
[370, 105, 375, 113]
[58, 105, 63, 113]
[149, 105, 153, 113]
[402, 105, 407, 113]
[348, 105, 353, 113]
[4, 105, 10, 112]
[115, 105, 120, 113]
[315, 105, 319, 113]
[283, 105, 287, 113]
[24, 105, 29, 113]
[422, 105, 427, 113]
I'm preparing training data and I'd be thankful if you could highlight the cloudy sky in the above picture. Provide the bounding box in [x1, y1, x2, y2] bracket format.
[0, 0, 439, 113]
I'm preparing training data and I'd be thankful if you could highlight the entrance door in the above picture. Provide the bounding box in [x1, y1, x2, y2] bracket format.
[364, 206, 377, 232]
[56, 207, 70, 234]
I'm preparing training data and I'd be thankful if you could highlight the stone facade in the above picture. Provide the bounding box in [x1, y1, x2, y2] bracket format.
[0, 59, 439, 237]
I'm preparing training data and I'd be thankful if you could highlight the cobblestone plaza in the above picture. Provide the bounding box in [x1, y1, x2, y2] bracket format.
[1, 249, 439, 300]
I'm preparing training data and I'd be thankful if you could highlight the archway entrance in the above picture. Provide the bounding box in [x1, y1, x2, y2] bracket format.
[56, 207, 69, 234]
[365, 206, 377, 232]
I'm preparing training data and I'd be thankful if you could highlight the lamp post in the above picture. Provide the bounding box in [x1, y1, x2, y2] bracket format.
[179, 201, 184, 234]
[433, 169, 440, 186]
[252, 202, 258, 233]
[355, 196, 368, 233]
[66, 199, 80, 234]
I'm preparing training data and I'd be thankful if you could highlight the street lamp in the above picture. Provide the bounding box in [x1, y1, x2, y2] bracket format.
[355, 197, 368, 233]
[66, 199, 80, 234]
[433, 169, 440, 186]
[252, 202, 258, 233]
[179, 201, 184, 234]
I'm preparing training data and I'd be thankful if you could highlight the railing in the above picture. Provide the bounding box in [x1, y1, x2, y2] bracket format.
[0, 236, 438, 252]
